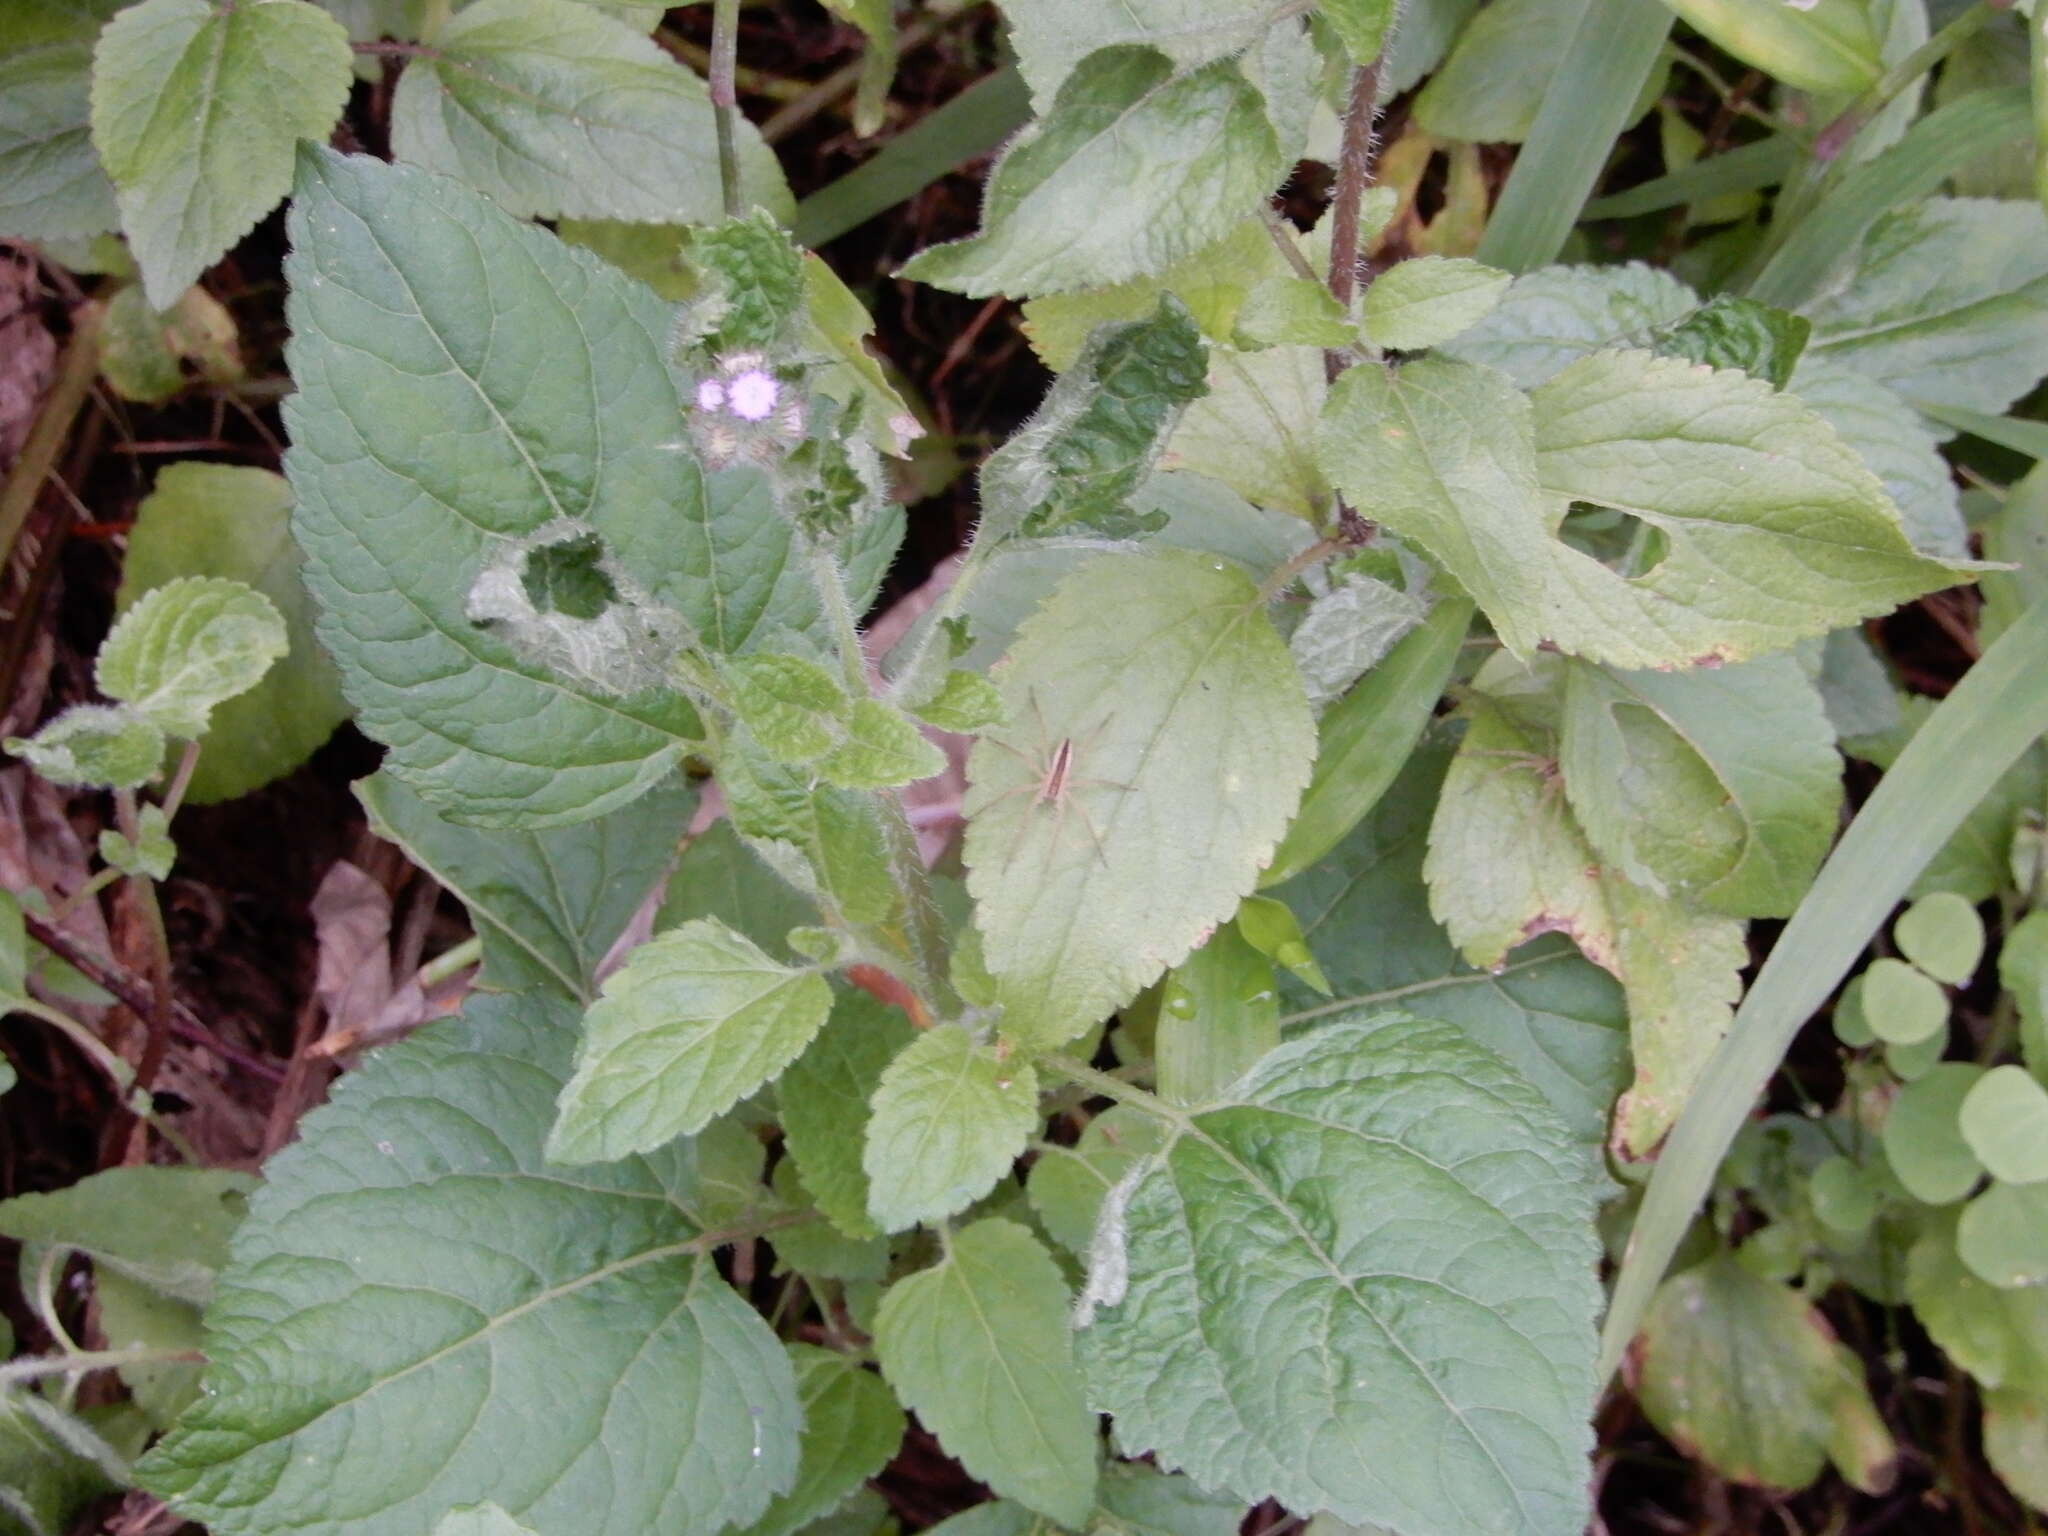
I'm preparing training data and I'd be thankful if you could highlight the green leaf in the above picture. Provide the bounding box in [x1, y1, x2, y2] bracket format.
[1558, 655, 1841, 917]
[1907, 1213, 2048, 1396]
[719, 737, 899, 927]
[1288, 571, 1432, 709]
[816, 0, 895, 136]
[1861, 956, 1948, 1044]
[95, 1268, 206, 1429]
[1233, 894, 1328, 995]
[0, 0, 124, 241]
[1155, 922, 1277, 1105]
[1656, 0, 1878, 93]
[677, 211, 808, 353]
[727, 653, 858, 763]
[1961, 1179, 2048, 1287]
[875, 1218, 1097, 1526]
[98, 802, 174, 880]
[1026, 1104, 1165, 1257]
[548, 917, 833, 1163]
[0, 1395, 121, 1536]
[1961, 1065, 2048, 1185]
[979, 299, 1210, 540]
[89, 0, 352, 307]
[283, 147, 724, 826]
[862, 1024, 1040, 1233]
[1426, 655, 1745, 1153]
[1803, 198, 2048, 421]
[96, 575, 286, 741]
[1893, 891, 1985, 984]
[1093, 1462, 1244, 1536]
[1162, 343, 1329, 519]
[1233, 276, 1354, 349]
[817, 699, 946, 791]
[1985, 1390, 2048, 1514]
[1319, 0, 1397, 64]
[780, 992, 916, 1240]
[1277, 739, 1629, 1142]
[1788, 360, 1968, 560]
[98, 280, 243, 405]
[963, 550, 1314, 1049]
[436, 1507, 541, 1536]
[1645, 294, 1809, 388]
[1359, 255, 1511, 351]
[1881, 1062, 1986, 1204]
[908, 670, 1004, 733]
[1414, 0, 1590, 145]
[138, 993, 802, 1536]
[5, 703, 164, 789]
[1436, 262, 1698, 387]
[736, 1345, 905, 1536]
[654, 818, 819, 957]
[1003, 1, 1282, 105]
[1635, 1255, 1893, 1493]
[359, 769, 693, 1004]
[0, 1167, 254, 1305]
[899, 47, 1285, 299]
[114, 463, 351, 802]
[1077, 1012, 1602, 1533]
[389, 0, 789, 223]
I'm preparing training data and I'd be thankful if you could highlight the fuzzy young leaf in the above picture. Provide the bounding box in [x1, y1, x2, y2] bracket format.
[360, 770, 694, 1003]
[89, 0, 352, 307]
[876, 1219, 1097, 1526]
[1288, 570, 1432, 709]
[816, 699, 946, 791]
[389, 0, 789, 223]
[1636, 1256, 1893, 1493]
[1360, 256, 1511, 351]
[0, 0, 124, 240]
[1559, 655, 1841, 917]
[964, 550, 1314, 1049]
[678, 211, 809, 353]
[908, 670, 1005, 733]
[900, 47, 1285, 298]
[283, 148, 722, 826]
[980, 298, 1209, 539]
[781, 992, 915, 1240]
[5, 703, 163, 789]
[1436, 262, 1698, 387]
[138, 994, 802, 1536]
[1803, 199, 2048, 419]
[116, 463, 351, 802]
[96, 576, 286, 741]
[1077, 1012, 1603, 1535]
[727, 653, 857, 763]
[1320, 0, 1398, 63]
[98, 802, 174, 880]
[862, 1024, 1040, 1232]
[719, 737, 899, 927]
[549, 917, 833, 1163]
[738, 1345, 905, 1536]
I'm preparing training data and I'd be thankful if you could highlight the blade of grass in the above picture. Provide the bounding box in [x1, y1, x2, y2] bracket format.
[1582, 135, 1797, 220]
[1600, 596, 2048, 1381]
[1472, 0, 1671, 272]
[1745, 85, 2030, 307]
[792, 65, 1031, 248]
[1915, 403, 2048, 462]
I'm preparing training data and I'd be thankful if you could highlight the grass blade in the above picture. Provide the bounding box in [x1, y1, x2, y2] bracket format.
[1745, 85, 2030, 307]
[1600, 597, 2048, 1381]
[1915, 402, 2048, 461]
[1472, 0, 1671, 272]
[1582, 136, 1797, 220]
[793, 65, 1030, 248]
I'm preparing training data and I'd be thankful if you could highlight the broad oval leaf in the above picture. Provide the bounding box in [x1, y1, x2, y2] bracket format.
[90, 0, 352, 306]
[1077, 1011, 1604, 1535]
[389, 0, 790, 223]
[899, 47, 1285, 299]
[0, 0, 125, 241]
[738, 1345, 906, 1536]
[875, 1219, 1098, 1527]
[862, 1023, 1040, 1233]
[962, 549, 1314, 1049]
[283, 147, 779, 826]
[548, 917, 833, 1164]
[5, 702, 164, 789]
[0, 1166, 254, 1305]
[781, 991, 915, 1240]
[137, 993, 802, 1536]
[97, 575, 286, 740]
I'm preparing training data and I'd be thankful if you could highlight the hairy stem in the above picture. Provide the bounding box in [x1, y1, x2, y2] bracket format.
[1325, 58, 1386, 320]
[0, 1348, 204, 1387]
[114, 788, 175, 1163]
[710, 0, 744, 219]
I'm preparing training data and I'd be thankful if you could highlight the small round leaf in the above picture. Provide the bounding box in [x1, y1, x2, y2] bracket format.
[1881, 1062, 1985, 1205]
[1885, 1027, 1950, 1082]
[1862, 957, 1947, 1045]
[1893, 892, 1985, 985]
[1960, 1180, 2048, 1288]
[1809, 1156, 1875, 1237]
[1960, 1066, 2048, 1185]
[1832, 974, 1874, 1048]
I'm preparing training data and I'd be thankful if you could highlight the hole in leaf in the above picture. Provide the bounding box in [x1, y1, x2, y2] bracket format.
[521, 532, 617, 620]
